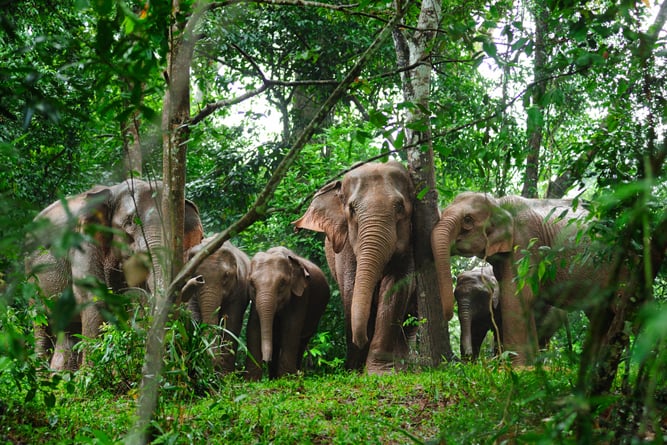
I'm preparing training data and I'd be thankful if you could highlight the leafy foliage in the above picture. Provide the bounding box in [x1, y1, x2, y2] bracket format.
[1, 0, 667, 442]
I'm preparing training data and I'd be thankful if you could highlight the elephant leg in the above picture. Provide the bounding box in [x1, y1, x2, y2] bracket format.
[501, 288, 538, 364]
[342, 285, 369, 371]
[366, 276, 409, 374]
[470, 321, 489, 359]
[34, 322, 54, 365]
[336, 248, 367, 370]
[498, 261, 537, 365]
[72, 299, 102, 368]
[536, 306, 567, 350]
[276, 306, 308, 378]
[71, 246, 106, 368]
[219, 308, 244, 374]
[50, 331, 78, 371]
[245, 308, 263, 380]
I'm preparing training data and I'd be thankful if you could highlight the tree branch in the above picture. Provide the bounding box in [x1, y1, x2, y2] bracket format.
[169, 0, 414, 299]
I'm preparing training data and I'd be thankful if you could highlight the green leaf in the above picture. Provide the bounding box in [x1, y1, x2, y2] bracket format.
[633, 304, 667, 364]
[571, 16, 588, 42]
[511, 37, 530, 52]
[393, 130, 405, 150]
[406, 118, 429, 132]
[526, 106, 543, 133]
[482, 39, 497, 59]
[574, 53, 592, 67]
[74, 0, 90, 10]
[44, 392, 56, 408]
[91, 0, 113, 15]
[123, 16, 135, 35]
[369, 109, 388, 128]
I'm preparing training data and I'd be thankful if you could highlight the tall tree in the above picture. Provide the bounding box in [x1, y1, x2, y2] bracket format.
[521, 0, 548, 198]
[393, 0, 454, 364]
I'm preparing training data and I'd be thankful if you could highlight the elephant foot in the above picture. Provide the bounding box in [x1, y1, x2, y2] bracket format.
[50, 348, 78, 372]
[365, 350, 408, 375]
[49, 333, 80, 371]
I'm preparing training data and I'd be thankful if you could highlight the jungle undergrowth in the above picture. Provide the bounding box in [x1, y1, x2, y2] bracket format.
[1, 354, 585, 444]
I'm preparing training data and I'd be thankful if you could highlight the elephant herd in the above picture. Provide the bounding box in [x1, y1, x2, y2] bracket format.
[26, 161, 620, 379]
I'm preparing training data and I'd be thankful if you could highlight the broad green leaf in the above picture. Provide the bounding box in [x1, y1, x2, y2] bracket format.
[482, 39, 497, 59]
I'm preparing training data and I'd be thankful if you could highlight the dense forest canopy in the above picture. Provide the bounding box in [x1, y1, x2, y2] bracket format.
[1, 0, 666, 442]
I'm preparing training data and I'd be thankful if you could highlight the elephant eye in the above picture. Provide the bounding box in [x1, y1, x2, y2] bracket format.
[462, 215, 474, 230]
[394, 200, 405, 215]
[124, 215, 138, 229]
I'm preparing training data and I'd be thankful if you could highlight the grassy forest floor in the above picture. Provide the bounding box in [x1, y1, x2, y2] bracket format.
[2, 357, 629, 445]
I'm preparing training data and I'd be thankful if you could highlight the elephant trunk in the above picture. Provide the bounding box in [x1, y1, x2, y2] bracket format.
[351, 218, 395, 349]
[431, 214, 459, 322]
[457, 303, 474, 358]
[144, 234, 167, 313]
[254, 291, 277, 362]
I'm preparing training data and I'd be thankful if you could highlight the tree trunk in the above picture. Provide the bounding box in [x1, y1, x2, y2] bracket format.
[392, 0, 454, 365]
[121, 107, 143, 177]
[521, 3, 548, 199]
[130, 1, 200, 442]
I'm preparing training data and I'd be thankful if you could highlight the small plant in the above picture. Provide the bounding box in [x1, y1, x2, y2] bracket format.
[73, 308, 146, 395]
[304, 331, 344, 371]
[402, 314, 427, 328]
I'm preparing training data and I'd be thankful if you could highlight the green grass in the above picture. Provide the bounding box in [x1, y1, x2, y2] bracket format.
[2, 359, 587, 444]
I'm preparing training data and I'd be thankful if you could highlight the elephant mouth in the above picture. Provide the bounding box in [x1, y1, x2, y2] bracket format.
[451, 242, 479, 258]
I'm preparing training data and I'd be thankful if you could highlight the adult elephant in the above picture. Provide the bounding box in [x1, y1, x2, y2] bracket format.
[432, 192, 602, 365]
[181, 238, 251, 374]
[293, 161, 417, 374]
[455, 266, 570, 359]
[26, 179, 204, 371]
[245, 247, 330, 380]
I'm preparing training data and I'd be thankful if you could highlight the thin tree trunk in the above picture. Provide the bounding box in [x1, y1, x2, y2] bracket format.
[122, 107, 143, 177]
[393, 0, 454, 366]
[129, 1, 199, 442]
[521, 2, 547, 198]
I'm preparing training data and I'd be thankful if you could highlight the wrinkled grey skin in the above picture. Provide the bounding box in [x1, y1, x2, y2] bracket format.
[432, 192, 601, 365]
[26, 179, 204, 371]
[181, 237, 251, 374]
[294, 161, 417, 374]
[455, 266, 569, 359]
[245, 247, 330, 380]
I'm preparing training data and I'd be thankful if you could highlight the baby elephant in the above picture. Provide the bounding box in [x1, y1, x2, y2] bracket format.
[455, 267, 569, 360]
[246, 247, 330, 380]
[181, 238, 252, 374]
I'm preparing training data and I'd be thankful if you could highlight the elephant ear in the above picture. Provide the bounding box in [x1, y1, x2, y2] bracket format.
[292, 181, 348, 253]
[184, 199, 204, 250]
[484, 206, 514, 257]
[80, 187, 114, 253]
[491, 280, 500, 309]
[288, 255, 310, 297]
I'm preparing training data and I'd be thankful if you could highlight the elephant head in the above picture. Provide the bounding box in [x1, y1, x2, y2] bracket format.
[293, 161, 414, 350]
[71, 179, 203, 296]
[454, 266, 499, 358]
[431, 192, 512, 324]
[248, 247, 311, 362]
[182, 239, 249, 326]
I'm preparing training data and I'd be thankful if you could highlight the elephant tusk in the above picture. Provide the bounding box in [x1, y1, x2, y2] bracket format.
[180, 275, 205, 303]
